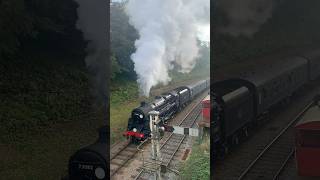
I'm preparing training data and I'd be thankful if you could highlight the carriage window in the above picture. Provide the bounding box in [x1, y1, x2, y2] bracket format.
[298, 130, 320, 147]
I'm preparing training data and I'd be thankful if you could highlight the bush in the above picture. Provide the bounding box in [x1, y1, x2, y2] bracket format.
[180, 138, 210, 180]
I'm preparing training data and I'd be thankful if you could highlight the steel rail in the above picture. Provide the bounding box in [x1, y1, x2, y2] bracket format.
[237, 101, 314, 180]
[272, 148, 295, 180]
[133, 169, 144, 180]
[110, 140, 131, 160]
[111, 139, 149, 177]
[163, 135, 186, 167]
[110, 146, 138, 177]
[162, 106, 202, 167]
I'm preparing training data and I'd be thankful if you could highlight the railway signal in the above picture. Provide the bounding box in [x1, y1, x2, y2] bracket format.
[149, 111, 162, 180]
[149, 111, 162, 161]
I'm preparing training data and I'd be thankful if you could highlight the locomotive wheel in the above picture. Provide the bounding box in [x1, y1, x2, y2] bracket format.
[130, 137, 139, 144]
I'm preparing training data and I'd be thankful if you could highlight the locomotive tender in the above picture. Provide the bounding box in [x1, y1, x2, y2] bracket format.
[124, 79, 210, 143]
[213, 49, 320, 158]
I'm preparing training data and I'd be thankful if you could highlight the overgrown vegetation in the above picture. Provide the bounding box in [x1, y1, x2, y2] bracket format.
[110, 81, 144, 144]
[0, 0, 103, 179]
[180, 137, 210, 180]
[0, 56, 95, 142]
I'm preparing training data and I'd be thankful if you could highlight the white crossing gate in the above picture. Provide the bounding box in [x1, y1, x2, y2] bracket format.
[171, 126, 199, 137]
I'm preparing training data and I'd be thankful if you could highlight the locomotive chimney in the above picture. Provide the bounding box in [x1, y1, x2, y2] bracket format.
[140, 101, 147, 106]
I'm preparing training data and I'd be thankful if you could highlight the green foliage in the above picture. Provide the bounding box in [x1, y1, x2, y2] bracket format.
[0, 56, 93, 141]
[0, 0, 33, 56]
[110, 80, 143, 144]
[111, 54, 121, 80]
[0, 1, 99, 179]
[111, 2, 138, 79]
[111, 80, 140, 105]
[180, 138, 210, 180]
[0, 0, 89, 138]
[0, 0, 85, 58]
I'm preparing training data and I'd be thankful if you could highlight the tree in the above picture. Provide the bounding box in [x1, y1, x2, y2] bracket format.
[110, 2, 138, 80]
[0, 0, 34, 56]
[0, 0, 86, 60]
[111, 53, 121, 80]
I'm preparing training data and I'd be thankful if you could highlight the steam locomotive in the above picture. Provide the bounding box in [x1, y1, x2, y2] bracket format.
[124, 79, 210, 143]
[212, 49, 320, 159]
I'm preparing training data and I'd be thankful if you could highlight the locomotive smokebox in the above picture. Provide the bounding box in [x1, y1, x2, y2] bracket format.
[68, 126, 108, 180]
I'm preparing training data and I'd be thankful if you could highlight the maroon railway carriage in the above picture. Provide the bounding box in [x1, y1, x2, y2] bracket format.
[199, 94, 210, 128]
[295, 100, 320, 177]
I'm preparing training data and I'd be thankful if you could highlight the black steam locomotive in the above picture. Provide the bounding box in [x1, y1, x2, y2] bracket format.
[124, 79, 210, 143]
[212, 49, 320, 158]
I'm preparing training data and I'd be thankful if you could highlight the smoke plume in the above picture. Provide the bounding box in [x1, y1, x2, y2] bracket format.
[215, 0, 274, 37]
[126, 0, 210, 97]
[74, 0, 108, 105]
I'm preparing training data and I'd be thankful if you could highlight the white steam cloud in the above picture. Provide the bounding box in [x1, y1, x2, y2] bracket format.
[126, 0, 210, 96]
[216, 0, 274, 37]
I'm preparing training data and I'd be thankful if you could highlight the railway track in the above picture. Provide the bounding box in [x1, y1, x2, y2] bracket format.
[237, 101, 313, 180]
[134, 96, 203, 180]
[110, 141, 139, 177]
[213, 80, 320, 180]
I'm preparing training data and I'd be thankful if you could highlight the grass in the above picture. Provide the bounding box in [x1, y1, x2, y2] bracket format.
[0, 55, 103, 179]
[180, 137, 210, 180]
[110, 80, 146, 144]
[0, 112, 103, 180]
[110, 98, 141, 144]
